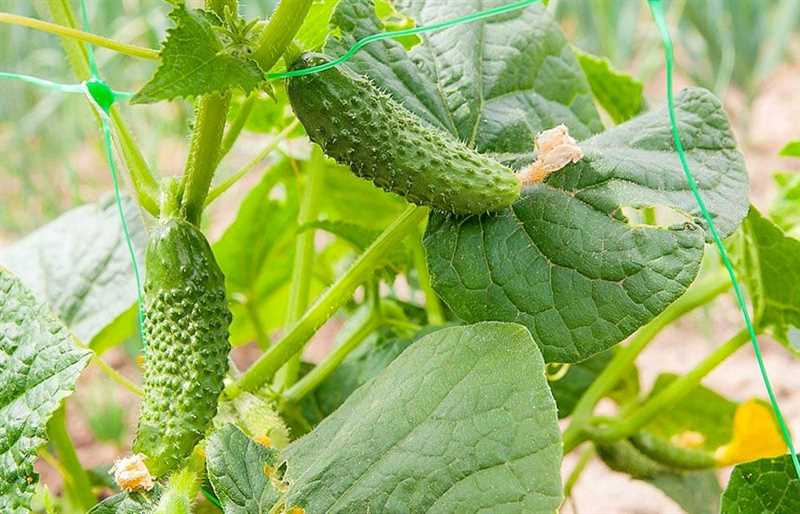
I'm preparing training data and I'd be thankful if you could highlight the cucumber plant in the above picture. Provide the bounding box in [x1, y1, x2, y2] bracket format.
[0, 1, 798, 513]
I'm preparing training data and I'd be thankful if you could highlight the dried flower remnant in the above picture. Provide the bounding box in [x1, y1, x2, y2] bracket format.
[519, 124, 584, 185]
[111, 453, 155, 492]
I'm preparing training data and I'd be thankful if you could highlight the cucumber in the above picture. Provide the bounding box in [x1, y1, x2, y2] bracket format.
[595, 440, 668, 479]
[133, 216, 232, 477]
[287, 53, 521, 214]
[629, 431, 715, 470]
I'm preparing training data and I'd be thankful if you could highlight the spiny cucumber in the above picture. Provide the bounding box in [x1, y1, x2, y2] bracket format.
[133, 216, 232, 477]
[287, 53, 521, 214]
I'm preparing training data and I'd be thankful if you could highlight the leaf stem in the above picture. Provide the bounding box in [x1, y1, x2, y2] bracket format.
[562, 269, 731, 453]
[227, 205, 426, 397]
[589, 329, 749, 444]
[409, 225, 444, 325]
[283, 309, 381, 404]
[274, 146, 326, 390]
[205, 120, 299, 206]
[563, 445, 595, 499]
[91, 355, 143, 397]
[46, 404, 95, 512]
[251, 0, 315, 71]
[0, 12, 159, 60]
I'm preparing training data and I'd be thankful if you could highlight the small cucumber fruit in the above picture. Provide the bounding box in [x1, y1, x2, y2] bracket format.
[595, 440, 668, 479]
[287, 53, 521, 214]
[133, 216, 232, 477]
[629, 431, 715, 470]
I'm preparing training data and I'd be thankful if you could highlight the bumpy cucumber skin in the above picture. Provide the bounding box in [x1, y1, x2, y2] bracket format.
[287, 53, 521, 215]
[629, 432, 715, 470]
[133, 217, 231, 477]
[596, 440, 668, 479]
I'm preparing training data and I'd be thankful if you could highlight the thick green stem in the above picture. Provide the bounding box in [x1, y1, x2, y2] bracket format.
[251, 0, 315, 71]
[283, 310, 381, 404]
[46, 404, 95, 512]
[180, 93, 231, 223]
[562, 269, 730, 453]
[39, 0, 160, 216]
[409, 226, 444, 325]
[0, 12, 159, 59]
[228, 205, 426, 396]
[179, 0, 238, 223]
[274, 147, 326, 389]
[590, 329, 748, 444]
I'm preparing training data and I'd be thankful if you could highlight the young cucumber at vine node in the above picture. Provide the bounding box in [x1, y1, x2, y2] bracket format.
[133, 216, 232, 477]
[287, 52, 524, 214]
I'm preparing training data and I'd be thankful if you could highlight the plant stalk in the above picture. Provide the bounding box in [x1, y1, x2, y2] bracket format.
[562, 269, 730, 453]
[274, 146, 326, 389]
[409, 225, 444, 325]
[283, 309, 381, 404]
[563, 445, 595, 499]
[46, 403, 95, 512]
[0, 12, 159, 59]
[228, 205, 427, 397]
[180, 93, 231, 223]
[589, 329, 749, 444]
[251, 0, 315, 71]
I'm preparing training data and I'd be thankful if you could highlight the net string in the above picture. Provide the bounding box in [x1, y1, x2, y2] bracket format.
[647, 0, 799, 478]
[0, 0, 797, 487]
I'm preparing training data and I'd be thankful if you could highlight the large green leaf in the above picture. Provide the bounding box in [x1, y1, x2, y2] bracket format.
[721, 455, 800, 514]
[648, 471, 721, 514]
[325, 0, 603, 164]
[132, 5, 265, 103]
[206, 424, 284, 514]
[573, 47, 645, 124]
[0, 196, 146, 349]
[739, 207, 800, 352]
[299, 324, 426, 427]
[283, 322, 562, 513]
[426, 88, 747, 363]
[0, 268, 92, 513]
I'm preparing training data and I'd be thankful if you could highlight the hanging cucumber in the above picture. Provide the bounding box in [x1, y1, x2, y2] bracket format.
[133, 215, 232, 477]
[595, 440, 669, 479]
[286, 53, 522, 214]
